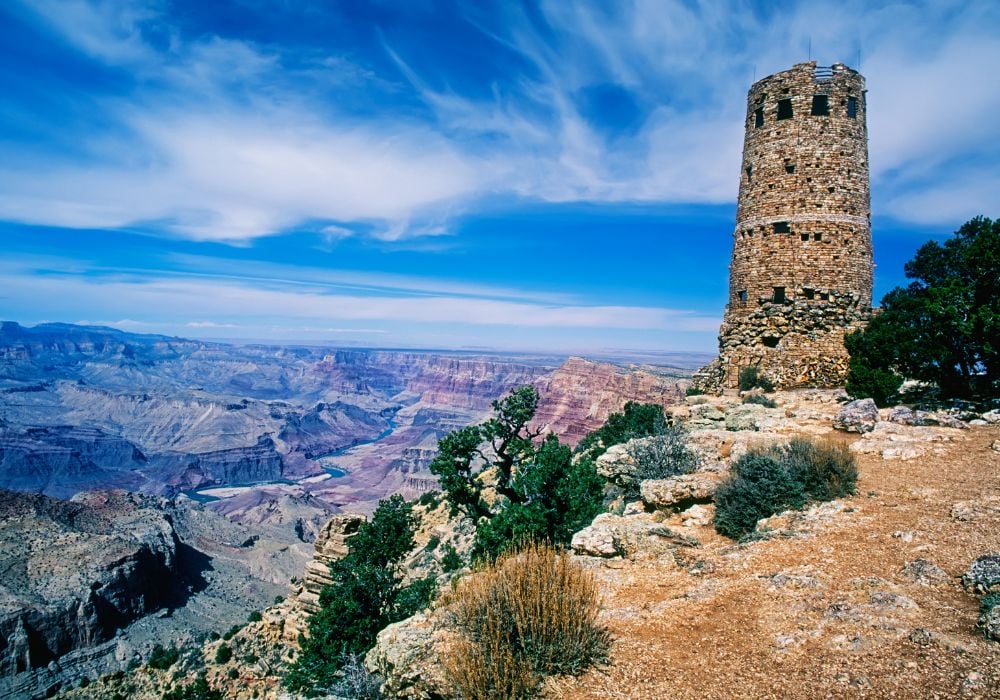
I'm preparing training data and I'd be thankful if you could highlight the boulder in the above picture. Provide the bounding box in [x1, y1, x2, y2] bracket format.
[640, 473, 719, 509]
[725, 404, 770, 432]
[571, 513, 699, 559]
[594, 443, 637, 488]
[980, 604, 1000, 643]
[365, 612, 452, 699]
[901, 559, 949, 586]
[680, 504, 714, 528]
[887, 406, 916, 425]
[962, 554, 1000, 594]
[833, 399, 879, 433]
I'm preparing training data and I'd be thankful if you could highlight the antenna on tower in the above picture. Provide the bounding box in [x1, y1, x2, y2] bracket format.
[857, 47, 862, 70]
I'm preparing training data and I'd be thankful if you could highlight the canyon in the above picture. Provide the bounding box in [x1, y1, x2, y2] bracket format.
[0, 321, 703, 696]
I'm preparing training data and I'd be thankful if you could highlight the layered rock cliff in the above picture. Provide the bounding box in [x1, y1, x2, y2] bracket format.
[0, 490, 177, 678]
[534, 357, 688, 445]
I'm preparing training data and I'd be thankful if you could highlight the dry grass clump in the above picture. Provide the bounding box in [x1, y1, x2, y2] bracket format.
[443, 542, 610, 699]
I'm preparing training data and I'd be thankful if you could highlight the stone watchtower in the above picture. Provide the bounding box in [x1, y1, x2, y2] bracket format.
[695, 61, 873, 391]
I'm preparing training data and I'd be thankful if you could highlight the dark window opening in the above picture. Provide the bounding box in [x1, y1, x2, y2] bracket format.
[754, 107, 764, 128]
[773, 221, 790, 234]
[813, 232, 822, 241]
[828, 186, 835, 193]
[810, 94, 829, 116]
[762, 336, 780, 348]
[745, 166, 753, 183]
[803, 289, 815, 300]
[847, 96, 858, 119]
[777, 98, 793, 120]
[772, 286, 786, 303]
[785, 163, 796, 174]
[800, 233, 809, 242]
[818, 292, 830, 301]
[737, 289, 748, 303]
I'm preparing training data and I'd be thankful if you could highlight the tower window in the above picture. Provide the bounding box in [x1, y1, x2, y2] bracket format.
[785, 163, 796, 174]
[773, 221, 790, 234]
[800, 233, 809, 242]
[813, 232, 822, 241]
[754, 107, 764, 128]
[818, 292, 830, 301]
[847, 96, 858, 119]
[803, 288, 815, 300]
[776, 98, 793, 120]
[811, 94, 829, 116]
[745, 166, 753, 183]
[762, 337, 780, 348]
[772, 287, 786, 303]
[737, 289, 748, 303]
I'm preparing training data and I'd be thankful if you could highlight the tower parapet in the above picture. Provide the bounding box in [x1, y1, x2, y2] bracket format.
[695, 61, 873, 391]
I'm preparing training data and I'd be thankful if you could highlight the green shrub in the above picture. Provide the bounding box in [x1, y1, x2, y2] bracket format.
[248, 611, 262, 623]
[981, 592, 1000, 616]
[440, 543, 463, 572]
[779, 438, 858, 502]
[222, 625, 240, 641]
[574, 401, 669, 460]
[285, 495, 437, 692]
[444, 543, 610, 699]
[424, 535, 441, 552]
[417, 491, 441, 508]
[685, 386, 706, 396]
[227, 668, 239, 680]
[742, 394, 777, 408]
[629, 425, 699, 483]
[273, 595, 284, 605]
[214, 644, 232, 665]
[738, 366, 774, 392]
[147, 643, 180, 670]
[244, 652, 259, 664]
[844, 354, 903, 407]
[429, 387, 604, 563]
[713, 438, 857, 539]
[162, 672, 222, 700]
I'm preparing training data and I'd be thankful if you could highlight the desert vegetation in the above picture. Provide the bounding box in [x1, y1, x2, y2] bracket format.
[429, 386, 604, 561]
[443, 542, 610, 699]
[284, 495, 436, 693]
[846, 216, 999, 405]
[713, 437, 858, 539]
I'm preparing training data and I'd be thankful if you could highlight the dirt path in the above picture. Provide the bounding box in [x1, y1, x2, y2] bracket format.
[552, 426, 1000, 699]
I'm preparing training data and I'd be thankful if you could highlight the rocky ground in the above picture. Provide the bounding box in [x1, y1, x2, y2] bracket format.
[51, 389, 1000, 700]
[550, 393, 1000, 700]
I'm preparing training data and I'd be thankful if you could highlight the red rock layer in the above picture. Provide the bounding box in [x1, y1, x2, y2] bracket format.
[533, 357, 686, 446]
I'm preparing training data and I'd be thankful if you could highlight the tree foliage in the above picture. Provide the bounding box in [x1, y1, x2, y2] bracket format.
[429, 387, 603, 562]
[285, 495, 437, 693]
[846, 216, 1000, 402]
[574, 401, 669, 460]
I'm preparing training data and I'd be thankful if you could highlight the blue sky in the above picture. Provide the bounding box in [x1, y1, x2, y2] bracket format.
[1, 1, 997, 354]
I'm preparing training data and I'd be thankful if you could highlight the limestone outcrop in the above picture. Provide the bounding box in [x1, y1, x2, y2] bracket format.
[0, 490, 177, 677]
[833, 398, 879, 433]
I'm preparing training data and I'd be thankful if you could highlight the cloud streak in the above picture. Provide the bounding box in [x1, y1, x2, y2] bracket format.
[1, 0, 996, 242]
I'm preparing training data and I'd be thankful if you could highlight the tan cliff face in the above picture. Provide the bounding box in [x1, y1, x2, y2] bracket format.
[533, 357, 687, 446]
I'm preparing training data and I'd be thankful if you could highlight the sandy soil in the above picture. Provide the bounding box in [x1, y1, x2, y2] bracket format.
[551, 425, 1000, 700]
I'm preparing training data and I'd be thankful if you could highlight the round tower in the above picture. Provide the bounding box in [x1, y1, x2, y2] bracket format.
[698, 61, 873, 390]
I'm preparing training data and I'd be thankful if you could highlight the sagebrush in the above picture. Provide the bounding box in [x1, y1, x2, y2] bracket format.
[714, 438, 857, 539]
[628, 425, 699, 483]
[444, 542, 610, 699]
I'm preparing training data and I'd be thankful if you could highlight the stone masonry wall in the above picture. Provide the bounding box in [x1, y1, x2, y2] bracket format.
[695, 61, 873, 391]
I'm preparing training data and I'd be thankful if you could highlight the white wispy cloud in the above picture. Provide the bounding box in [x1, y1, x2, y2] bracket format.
[3, 0, 998, 241]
